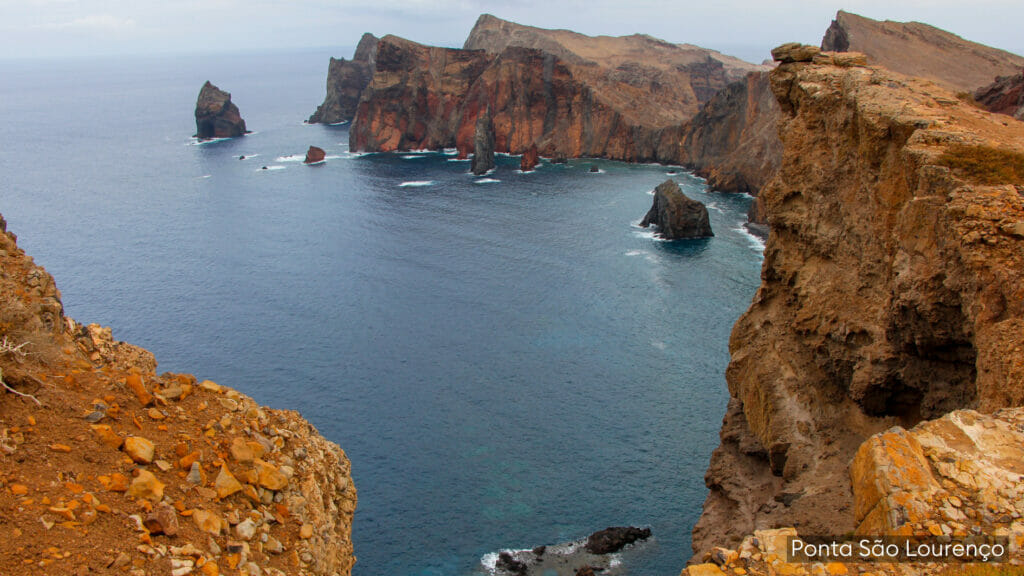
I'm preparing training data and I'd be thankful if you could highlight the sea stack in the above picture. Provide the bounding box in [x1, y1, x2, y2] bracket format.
[471, 107, 495, 176]
[304, 146, 326, 164]
[639, 179, 713, 239]
[194, 81, 247, 139]
[520, 145, 539, 172]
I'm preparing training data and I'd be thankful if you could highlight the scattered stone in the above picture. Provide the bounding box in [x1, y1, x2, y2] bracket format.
[255, 460, 289, 491]
[187, 461, 204, 485]
[236, 518, 257, 541]
[125, 373, 154, 406]
[192, 509, 223, 536]
[123, 436, 156, 464]
[127, 470, 165, 501]
[589, 165, 600, 173]
[215, 465, 244, 499]
[144, 503, 179, 536]
[299, 524, 313, 539]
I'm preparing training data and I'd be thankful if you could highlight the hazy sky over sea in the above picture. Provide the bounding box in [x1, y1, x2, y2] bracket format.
[4, 0, 1023, 62]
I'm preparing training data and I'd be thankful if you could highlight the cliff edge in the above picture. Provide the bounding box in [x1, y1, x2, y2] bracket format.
[693, 45, 1024, 558]
[0, 215, 356, 576]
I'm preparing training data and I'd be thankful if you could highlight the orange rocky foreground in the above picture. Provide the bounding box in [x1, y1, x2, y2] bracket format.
[0, 215, 356, 575]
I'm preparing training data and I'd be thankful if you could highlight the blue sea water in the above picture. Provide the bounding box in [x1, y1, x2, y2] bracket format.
[0, 51, 763, 576]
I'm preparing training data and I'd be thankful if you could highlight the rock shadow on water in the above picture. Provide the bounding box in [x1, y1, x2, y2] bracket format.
[654, 237, 712, 258]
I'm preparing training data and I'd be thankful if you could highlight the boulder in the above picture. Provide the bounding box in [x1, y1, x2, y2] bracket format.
[584, 526, 652, 554]
[304, 146, 326, 164]
[771, 43, 821, 64]
[520, 145, 539, 172]
[639, 179, 713, 239]
[194, 81, 247, 139]
[471, 108, 495, 176]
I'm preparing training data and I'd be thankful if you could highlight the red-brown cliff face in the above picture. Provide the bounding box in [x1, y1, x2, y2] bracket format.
[308, 33, 379, 124]
[692, 44, 1024, 558]
[349, 16, 766, 163]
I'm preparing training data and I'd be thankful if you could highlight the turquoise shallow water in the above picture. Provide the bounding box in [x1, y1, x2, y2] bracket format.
[0, 52, 763, 575]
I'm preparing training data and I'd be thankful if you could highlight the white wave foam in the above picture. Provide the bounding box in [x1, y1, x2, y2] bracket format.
[324, 155, 343, 160]
[733, 225, 766, 252]
[632, 228, 671, 242]
[401, 154, 425, 160]
[188, 137, 230, 146]
[275, 154, 305, 163]
[480, 552, 498, 573]
[258, 166, 286, 171]
[398, 180, 435, 187]
[328, 120, 349, 126]
[651, 340, 667, 350]
[705, 201, 725, 214]
[443, 147, 458, 155]
[474, 178, 500, 184]
[625, 250, 644, 257]
[198, 174, 212, 179]
[447, 158, 470, 162]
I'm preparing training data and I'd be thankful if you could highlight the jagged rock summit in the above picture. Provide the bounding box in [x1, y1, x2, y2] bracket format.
[821, 10, 1024, 92]
[194, 81, 247, 139]
[308, 33, 379, 124]
[639, 179, 713, 239]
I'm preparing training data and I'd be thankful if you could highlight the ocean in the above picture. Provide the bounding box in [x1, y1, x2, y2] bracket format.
[0, 50, 763, 575]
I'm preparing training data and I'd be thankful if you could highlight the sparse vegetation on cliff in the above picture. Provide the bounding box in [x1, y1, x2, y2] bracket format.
[937, 144, 1024, 186]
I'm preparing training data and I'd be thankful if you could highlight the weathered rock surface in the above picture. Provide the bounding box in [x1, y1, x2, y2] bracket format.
[680, 71, 781, 198]
[693, 46, 1024, 558]
[821, 10, 1024, 93]
[194, 81, 247, 139]
[0, 216, 357, 575]
[471, 107, 496, 175]
[349, 15, 767, 162]
[585, 526, 652, 554]
[308, 33, 379, 124]
[639, 179, 713, 239]
[975, 68, 1024, 121]
[304, 145, 326, 164]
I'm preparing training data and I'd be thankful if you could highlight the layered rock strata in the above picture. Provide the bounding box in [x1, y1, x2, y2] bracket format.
[194, 81, 247, 139]
[693, 45, 1024, 558]
[0, 215, 356, 576]
[639, 179, 713, 239]
[308, 33, 379, 125]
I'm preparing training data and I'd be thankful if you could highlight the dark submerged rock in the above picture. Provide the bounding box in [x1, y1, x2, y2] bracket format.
[584, 526, 652, 555]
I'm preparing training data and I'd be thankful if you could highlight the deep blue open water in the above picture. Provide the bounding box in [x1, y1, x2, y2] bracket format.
[0, 51, 763, 576]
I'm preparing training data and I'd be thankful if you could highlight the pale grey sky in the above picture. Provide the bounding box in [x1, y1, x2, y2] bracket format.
[3, 0, 1023, 63]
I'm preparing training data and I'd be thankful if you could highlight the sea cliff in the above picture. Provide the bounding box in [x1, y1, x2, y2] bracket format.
[690, 45, 1024, 570]
[0, 215, 356, 576]
[346, 15, 766, 163]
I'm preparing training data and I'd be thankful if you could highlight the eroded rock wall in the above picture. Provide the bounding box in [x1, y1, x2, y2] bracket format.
[693, 50, 1024, 558]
